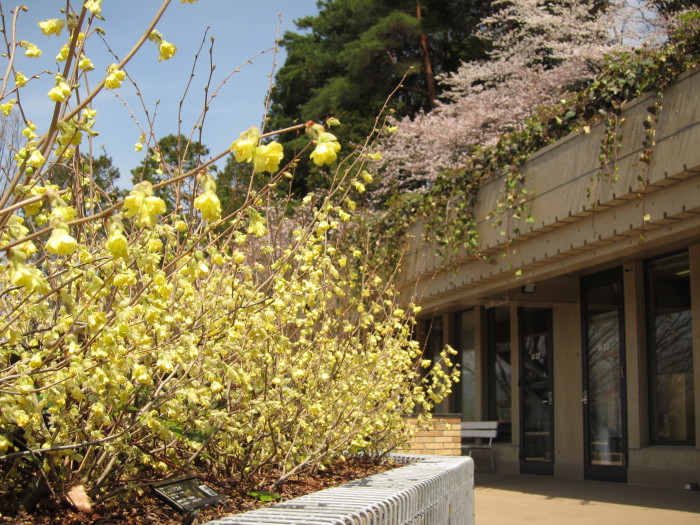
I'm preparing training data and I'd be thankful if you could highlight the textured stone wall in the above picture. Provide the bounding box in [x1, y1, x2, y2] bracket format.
[400, 415, 462, 456]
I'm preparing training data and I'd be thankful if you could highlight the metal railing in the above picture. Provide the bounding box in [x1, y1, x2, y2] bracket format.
[203, 455, 474, 525]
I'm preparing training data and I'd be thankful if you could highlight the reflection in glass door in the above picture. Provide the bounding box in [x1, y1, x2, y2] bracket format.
[520, 308, 554, 475]
[582, 269, 627, 482]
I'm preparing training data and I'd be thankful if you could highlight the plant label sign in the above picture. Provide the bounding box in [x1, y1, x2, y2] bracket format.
[152, 476, 225, 513]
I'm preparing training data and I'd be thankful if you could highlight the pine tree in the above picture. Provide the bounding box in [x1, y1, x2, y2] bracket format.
[267, 0, 492, 195]
[131, 134, 209, 210]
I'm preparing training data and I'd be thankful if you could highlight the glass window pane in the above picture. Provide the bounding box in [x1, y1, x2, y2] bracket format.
[521, 308, 552, 463]
[422, 316, 454, 414]
[488, 307, 511, 442]
[648, 251, 694, 444]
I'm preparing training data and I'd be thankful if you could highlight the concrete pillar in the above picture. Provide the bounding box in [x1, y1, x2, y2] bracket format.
[623, 260, 648, 450]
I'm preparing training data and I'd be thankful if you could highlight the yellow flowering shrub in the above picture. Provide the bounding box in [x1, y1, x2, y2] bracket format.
[0, 0, 456, 509]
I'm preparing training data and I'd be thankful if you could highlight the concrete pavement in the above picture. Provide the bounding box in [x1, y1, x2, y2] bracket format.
[474, 472, 700, 524]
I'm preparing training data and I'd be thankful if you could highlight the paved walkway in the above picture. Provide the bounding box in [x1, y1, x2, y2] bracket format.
[475, 472, 700, 524]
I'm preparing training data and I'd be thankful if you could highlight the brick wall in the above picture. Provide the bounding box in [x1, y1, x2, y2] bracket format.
[400, 415, 461, 456]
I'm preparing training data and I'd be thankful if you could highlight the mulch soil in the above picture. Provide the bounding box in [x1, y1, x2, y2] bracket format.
[1, 457, 396, 524]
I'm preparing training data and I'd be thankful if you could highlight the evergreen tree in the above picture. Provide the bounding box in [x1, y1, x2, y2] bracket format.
[49, 153, 124, 203]
[131, 134, 209, 209]
[654, 0, 700, 14]
[268, 0, 492, 195]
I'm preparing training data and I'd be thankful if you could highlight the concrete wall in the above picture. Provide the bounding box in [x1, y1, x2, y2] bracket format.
[402, 67, 700, 488]
[398, 67, 700, 313]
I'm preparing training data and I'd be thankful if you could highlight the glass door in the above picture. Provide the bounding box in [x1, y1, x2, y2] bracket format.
[520, 308, 554, 475]
[581, 269, 627, 482]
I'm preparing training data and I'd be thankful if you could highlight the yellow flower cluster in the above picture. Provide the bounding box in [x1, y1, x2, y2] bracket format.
[310, 131, 341, 166]
[230, 127, 285, 174]
[0, 189, 456, 490]
[19, 41, 42, 58]
[148, 30, 178, 62]
[123, 181, 167, 227]
[0, 0, 455, 504]
[105, 64, 126, 89]
[48, 76, 72, 102]
[193, 173, 222, 222]
[38, 19, 65, 36]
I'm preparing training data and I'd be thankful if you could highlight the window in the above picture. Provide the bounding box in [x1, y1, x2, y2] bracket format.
[487, 307, 512, 442]
[421, 316, 454, 414]
[647, 251, 694, 445]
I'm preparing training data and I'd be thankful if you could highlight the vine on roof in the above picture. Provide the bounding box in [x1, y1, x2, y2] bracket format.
[382, 10, 700, 264]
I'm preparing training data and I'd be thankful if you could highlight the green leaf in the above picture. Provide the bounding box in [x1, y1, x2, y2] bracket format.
[248, 490, 281, 502]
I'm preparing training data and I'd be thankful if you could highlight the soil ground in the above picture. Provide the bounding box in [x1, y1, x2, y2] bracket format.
[0, 457, 394, 524]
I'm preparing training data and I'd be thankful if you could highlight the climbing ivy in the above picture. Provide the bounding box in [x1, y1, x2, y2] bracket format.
[372, 10, 700, 265]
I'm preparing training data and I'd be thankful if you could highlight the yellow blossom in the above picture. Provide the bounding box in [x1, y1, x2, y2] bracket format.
[230, 127, 260, 163]
[26, 149, 46, 168]
[361, 170, 373, 183]
[85, 0, 102, 14]
[56, 44, 69, 61]
[38, 19, 65, 36]
[51, 205, 76, 222]
[310, 137, 340, 166]
[20, 41, 42, 58]
[29, 353, 43, 369]
[0, 100, 16, 116]
[9, 409, 29, 427]
[194, 191, 221, 222]
[123, 182, 167, 227]
[106, 232, 129, 259]
[247, 208, 267, 237]
[159, 40, 177, 61]
[22, 121, 37, 140]
[7, 215, 28, 239]
[11, 241, 37, 262]
[352, 180, 366, 193]
[45, 226, 77, 256]
[105, 65, 126, 89]
[48, 79, 71, 102]
[253, 141, 284, 173]
[14, 72, 28, 87]
[78, 55, 94, 70]
[23, 186, 46, 215]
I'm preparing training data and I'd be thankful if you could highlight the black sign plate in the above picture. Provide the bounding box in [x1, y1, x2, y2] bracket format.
[152, 476, 225, 513]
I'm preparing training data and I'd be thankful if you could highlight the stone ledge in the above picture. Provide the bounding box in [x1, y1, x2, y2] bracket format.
[203, 455, 474, 525]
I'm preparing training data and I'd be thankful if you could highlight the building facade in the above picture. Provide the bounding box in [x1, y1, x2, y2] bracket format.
[399, 68, 700, 487]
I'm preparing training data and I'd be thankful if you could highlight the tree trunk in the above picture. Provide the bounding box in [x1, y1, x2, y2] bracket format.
[416, 0, 437, 107]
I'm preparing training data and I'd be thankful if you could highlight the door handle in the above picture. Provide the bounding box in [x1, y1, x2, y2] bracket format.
[582, 390, 588, 404]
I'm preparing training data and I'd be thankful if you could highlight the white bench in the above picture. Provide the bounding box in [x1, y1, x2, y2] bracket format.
[461, 421, 498, 472]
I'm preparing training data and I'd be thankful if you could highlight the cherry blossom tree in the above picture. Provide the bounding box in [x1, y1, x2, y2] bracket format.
[373, 0, 666, 203]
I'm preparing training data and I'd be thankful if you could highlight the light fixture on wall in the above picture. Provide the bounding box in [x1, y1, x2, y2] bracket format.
[521, 282, 537, 294]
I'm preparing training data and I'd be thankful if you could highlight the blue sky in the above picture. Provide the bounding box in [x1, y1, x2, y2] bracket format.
[14, 1, 319, 182]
